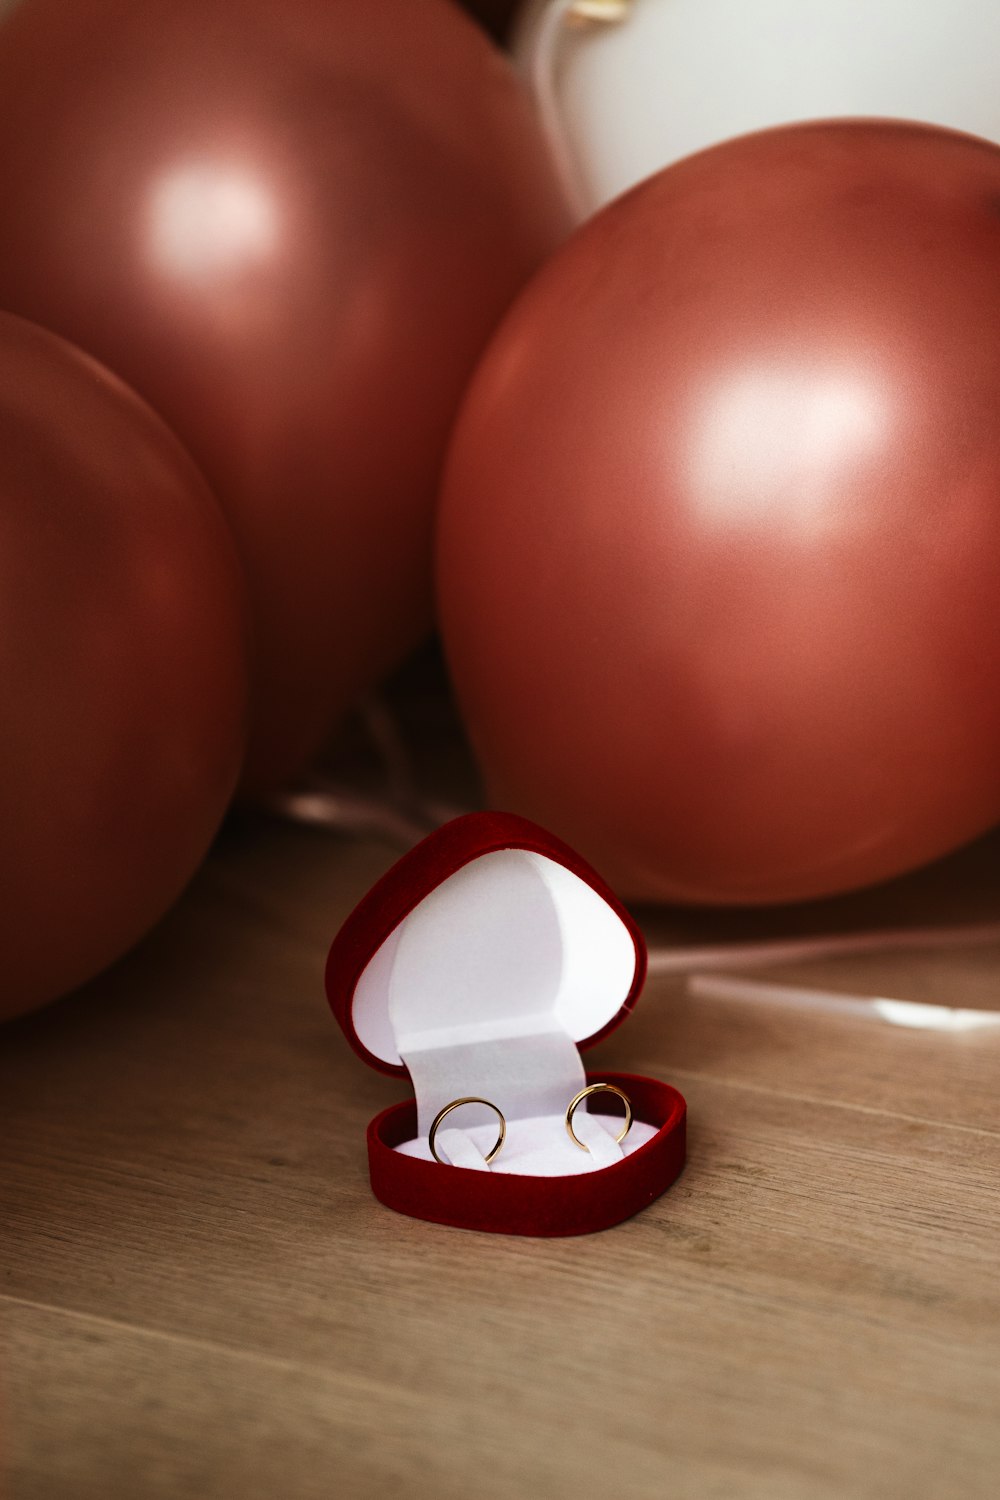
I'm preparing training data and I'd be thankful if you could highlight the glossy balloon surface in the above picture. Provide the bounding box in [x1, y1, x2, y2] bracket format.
[0, 0, 569, 791]
[438, 122, 1000, 904]
[514, 0, 1000, 215]
[0, 314, 248, 1019]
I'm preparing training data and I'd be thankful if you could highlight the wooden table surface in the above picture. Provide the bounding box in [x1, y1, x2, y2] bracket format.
[3, 810, 999, 1500]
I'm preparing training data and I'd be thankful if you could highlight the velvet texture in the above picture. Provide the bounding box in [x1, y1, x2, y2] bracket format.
[368, 1073, 687, 1236]
[326, 813, 686, 1235]
[325, 811, 647, 1075]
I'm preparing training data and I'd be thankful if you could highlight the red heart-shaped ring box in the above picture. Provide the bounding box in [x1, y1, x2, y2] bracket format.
[325, 812, 687, 1236]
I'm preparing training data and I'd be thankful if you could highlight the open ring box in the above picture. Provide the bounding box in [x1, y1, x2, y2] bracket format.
[325, 812, 687, 1236]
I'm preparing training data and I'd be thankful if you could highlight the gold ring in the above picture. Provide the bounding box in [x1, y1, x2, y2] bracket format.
[428, 1097, 506, 1166]
[566, 1083, 633, 1152]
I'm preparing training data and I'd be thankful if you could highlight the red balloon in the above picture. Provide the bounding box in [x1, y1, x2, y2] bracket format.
[0, 313, 248, 1020]
[0, 0, 569, 793]
[438, 121, 1000, 905]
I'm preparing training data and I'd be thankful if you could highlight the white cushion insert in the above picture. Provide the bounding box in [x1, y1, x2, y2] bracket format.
[349, 843, 645, 1179]
[398, 1113, 657, 1177]
[354, 848, 637, 1067]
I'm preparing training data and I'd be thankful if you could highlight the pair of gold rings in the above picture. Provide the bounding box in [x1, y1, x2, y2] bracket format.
[427, 1083, 633, 1166]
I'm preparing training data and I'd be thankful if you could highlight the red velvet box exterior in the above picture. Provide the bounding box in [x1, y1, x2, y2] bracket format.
[326, 812, 687, 1235]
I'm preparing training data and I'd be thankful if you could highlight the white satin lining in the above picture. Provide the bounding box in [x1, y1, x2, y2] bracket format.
[399, 1110, 656, 1177]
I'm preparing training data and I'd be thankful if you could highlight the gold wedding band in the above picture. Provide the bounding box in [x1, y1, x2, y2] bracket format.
[428, 1097, 507, 1166]
[566, 1083, 633, 1152]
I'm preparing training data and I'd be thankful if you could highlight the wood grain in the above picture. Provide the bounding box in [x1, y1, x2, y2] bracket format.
[2, 815, 999, 1500]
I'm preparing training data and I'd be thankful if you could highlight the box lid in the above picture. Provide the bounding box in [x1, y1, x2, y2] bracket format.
[325, 811, 647, 1077]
